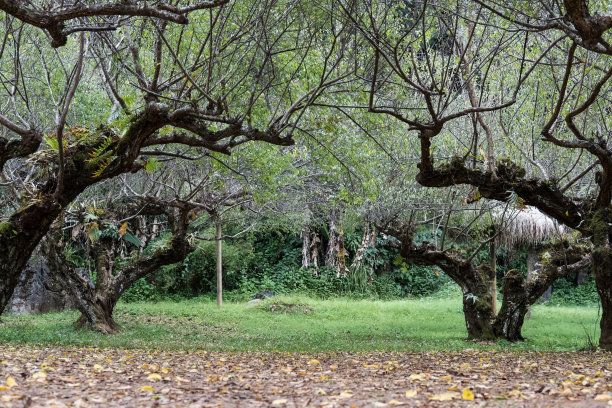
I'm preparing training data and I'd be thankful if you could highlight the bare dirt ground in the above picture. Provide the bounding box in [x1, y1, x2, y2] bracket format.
[0, 345, 611, 407]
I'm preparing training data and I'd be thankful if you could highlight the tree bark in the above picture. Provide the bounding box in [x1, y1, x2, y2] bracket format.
[43, 205, 194, 334]
[301, 225, 311, 269]
[493, 244, 590, 341]
[381, 221, 495, 340]
[593, 246, 612, 350]
[590, 209, 612, 350]
[325, 210, 339, 270]
[492, 270, 528, 341]
[216, 215, 223, 308]
[490, 241, 497, 316]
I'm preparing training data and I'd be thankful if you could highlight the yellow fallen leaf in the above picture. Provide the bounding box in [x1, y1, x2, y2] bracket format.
[388, 400, 404, 405]
[308, 359, 320, 365]
[428, 392, 460, 401]
[0, 386, 7, 391]
[317, 389, 326, 395]
[272, 399, 288, 405]
[1, 395, 25, 402]
[175, 376, 189, 383]
[405, 390, 417, 398]
[339, 390, 353, 398]
[595, 394, 612, 401]
[448, 385, 458, 391]
[161, 368, 169, 374]
[462, 388, 475, 400]
[440, 376, 451, 380]
[320, 375, 328, 380]
[141, 386, 154, 392]
[409, 373, 426, 380]
[147, 373, 162, 380]
[330, 365, 337, 371]
[32, 372, 47, 379]
[6, 377, 17, 388]
[93, 364, 103, 371]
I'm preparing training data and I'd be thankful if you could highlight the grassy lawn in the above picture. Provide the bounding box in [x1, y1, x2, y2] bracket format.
[0, 295, 600, 352]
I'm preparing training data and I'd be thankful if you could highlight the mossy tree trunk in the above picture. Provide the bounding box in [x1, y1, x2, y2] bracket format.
[381, 221, 495, 340]
[493, 243, 590, 342]
[45, 204, 194, 334]
[590, 209, 612, 350]
[492, 270, 528, 341]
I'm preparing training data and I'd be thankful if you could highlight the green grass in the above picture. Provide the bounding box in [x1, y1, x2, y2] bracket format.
[0, 295, 601, 352]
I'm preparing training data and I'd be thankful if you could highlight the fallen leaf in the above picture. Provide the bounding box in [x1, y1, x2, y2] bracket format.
[388, 399, 404, 405]
[31, 372, 46, 380]
[595, 394, 612, 401]
[147, 373, 162, 380]
[272, 399, 288, 405]
[141, 386, 154, 392]
[308, 359, 320, 365]
[462, 388, 475, 400]
[6, 377, 17, 388]
[428, 392, 460, 401]
[339, 390, 353, 398]
[405, 390, 417, 398]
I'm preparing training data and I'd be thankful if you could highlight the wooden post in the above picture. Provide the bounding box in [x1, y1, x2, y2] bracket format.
[216, 215, 222, 308]
[490, 240, 497, 316]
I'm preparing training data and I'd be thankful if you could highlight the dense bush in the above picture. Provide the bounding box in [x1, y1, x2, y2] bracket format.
[116, 226, 597, 305]
[549, 276, 599, 306]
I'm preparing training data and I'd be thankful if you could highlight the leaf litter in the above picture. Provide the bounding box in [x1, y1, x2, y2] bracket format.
[0, 345, 611, 407]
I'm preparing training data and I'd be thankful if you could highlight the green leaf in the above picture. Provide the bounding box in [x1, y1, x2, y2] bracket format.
[123, 232, 142, 247]
[144, 158, 162, 173]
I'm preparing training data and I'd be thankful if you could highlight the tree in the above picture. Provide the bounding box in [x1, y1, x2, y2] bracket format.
[44, 194, 195, 334]
[343, 0, 612, 346]
[0, 0, 351, 315]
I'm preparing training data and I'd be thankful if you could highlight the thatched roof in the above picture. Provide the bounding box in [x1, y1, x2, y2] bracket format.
[493, 206, 565, 248]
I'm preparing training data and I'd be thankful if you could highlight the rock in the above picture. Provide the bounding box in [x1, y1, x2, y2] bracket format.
[246, 298, 262, 306]
[6, 260, 76, 315]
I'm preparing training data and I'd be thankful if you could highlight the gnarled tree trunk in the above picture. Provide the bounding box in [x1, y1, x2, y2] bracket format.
[493, 243, 590, 342]
[591, 209, 612, 350]
[44, 204, 195, 334]
[381, 221, 495, 340]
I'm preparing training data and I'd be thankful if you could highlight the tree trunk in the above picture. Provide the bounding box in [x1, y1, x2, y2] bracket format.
[325, 210, 339, 269]
[588, 209, 612, 350]
[381, 221, 496, 340]
[593, 247, 612, 350]
[489, 241, 497, 316]
[460, 263, 496, 341]
[216, 216, 223, 308]
[74, 295, 121, 334]
[0, 202, 63, 315]
[492, 270, 528, 341]
[301, 225, 311, 269]
[311, 231, 320, 273]
[351, 221, 376, 270]
[493, 243, 590, 342]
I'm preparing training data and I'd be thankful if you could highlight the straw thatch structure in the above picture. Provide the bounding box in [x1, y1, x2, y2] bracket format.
[494, 207, 565, 249]
[492, 206, 568, 303]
